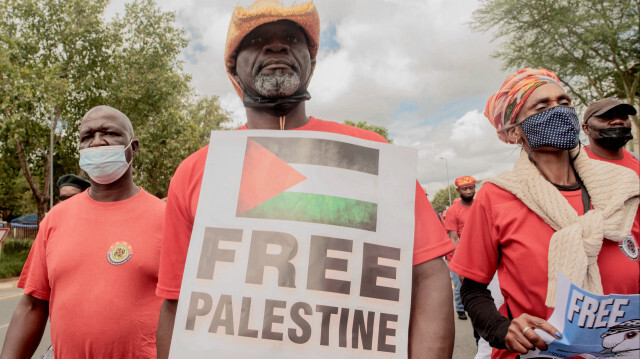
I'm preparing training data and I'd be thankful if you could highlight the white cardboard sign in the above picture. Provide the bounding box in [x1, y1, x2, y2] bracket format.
[170, 130, 417, 359]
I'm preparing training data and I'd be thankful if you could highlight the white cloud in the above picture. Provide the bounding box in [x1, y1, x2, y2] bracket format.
[393, 110, 520, 198]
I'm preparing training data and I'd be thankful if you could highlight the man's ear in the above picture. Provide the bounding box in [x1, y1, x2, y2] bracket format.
[310, 58, 317, 73]
[228, 55, 239, 81]
[581, 123, 591, 136]
[130, 139, 140, 158]
[304, 58, 317, 87]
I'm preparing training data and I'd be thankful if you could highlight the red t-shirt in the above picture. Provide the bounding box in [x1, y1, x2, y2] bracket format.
[444, 200, 472, 236]
[156, 117, 454, 299]
[19, 189, 165, 359]
[584, 145, 640, 177]
[449, 183, 640, 359]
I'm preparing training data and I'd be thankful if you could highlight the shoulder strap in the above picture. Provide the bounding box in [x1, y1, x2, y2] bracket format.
[573, 169, 591, 214]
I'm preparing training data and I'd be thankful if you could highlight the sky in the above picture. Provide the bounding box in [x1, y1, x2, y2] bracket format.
[105, 0, 522, 199]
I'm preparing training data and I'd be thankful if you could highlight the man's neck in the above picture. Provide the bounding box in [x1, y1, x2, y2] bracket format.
[587, 142, 624, 160]
[530, 149, 577, 186]
[245, 102, 309, 130]
[88, 171, 140, 202]
[460, 198, 473, 206]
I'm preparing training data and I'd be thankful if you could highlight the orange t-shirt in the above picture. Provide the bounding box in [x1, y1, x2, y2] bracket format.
[450, 183, 639, 359]
[19, 190, 165, 359]
[156, 117, 454, 299]
[584, 145, 640, 177]
[443, 200, 472, 236]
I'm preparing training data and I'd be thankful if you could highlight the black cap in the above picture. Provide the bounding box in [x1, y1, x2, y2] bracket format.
[56, 174, 91, 191]
[583, 97, 637, 123]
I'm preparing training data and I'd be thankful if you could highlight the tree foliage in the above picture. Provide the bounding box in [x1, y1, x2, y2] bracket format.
[0, 0, 230, 220]
[430, 184, 460, 212]
[343, 120, 393, 143]
[473, 0, 640, 142]
[0, 152, 35, 220]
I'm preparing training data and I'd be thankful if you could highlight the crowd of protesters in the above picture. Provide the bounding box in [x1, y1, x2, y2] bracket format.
[0, 0, 638, 359]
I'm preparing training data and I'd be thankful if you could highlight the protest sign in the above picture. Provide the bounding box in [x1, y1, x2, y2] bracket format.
[524, 273, 639, 358]
[170, 130, 418, 359]
[0, 228, 8, 244]
[0, 228, 8, 262]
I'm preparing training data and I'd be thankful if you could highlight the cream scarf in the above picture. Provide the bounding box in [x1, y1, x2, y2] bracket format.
[486, 147, 639, 307]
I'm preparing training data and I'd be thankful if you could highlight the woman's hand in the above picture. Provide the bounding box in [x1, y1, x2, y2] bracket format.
[504, 313, 562, 354]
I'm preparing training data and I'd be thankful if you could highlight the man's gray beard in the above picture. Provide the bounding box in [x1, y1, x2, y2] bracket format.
[254, 70, 301, 98]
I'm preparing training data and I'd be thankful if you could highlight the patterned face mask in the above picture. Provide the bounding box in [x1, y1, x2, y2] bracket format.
[518, 106, 580, 150]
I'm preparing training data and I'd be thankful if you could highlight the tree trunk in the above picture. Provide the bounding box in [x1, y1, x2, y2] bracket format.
[36, 198, 48, 224]
[14, 107, 61, 224]
[15, 140, 48, 223]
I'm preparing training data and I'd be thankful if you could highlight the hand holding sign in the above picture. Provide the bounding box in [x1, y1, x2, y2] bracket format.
[522, 273, 640, 358]
[505, 314, 561, 354]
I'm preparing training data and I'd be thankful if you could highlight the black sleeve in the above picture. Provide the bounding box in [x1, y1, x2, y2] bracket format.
[460, 278, 511, 349]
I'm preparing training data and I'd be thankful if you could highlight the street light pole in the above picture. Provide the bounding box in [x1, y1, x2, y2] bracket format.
[439, 157, 452, 207]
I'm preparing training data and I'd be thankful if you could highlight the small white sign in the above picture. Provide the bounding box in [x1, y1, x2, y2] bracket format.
[0, 228, 8, 244]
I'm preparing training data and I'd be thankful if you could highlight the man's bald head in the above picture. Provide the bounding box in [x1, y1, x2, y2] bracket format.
[82, 105, 134, 140]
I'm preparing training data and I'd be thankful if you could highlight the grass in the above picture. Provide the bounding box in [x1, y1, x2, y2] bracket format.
[0, 238, 33, 279]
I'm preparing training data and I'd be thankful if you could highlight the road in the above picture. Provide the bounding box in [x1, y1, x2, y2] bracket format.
[0, 279, 51, 358]
[453, 313, 479, 358]
[0, 278, 478, 358]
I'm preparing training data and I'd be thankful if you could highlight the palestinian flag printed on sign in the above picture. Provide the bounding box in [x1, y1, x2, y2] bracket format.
[236, 137, 379, 232]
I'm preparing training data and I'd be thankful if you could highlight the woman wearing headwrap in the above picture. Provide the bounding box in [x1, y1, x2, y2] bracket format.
[449, 68, 640, 359]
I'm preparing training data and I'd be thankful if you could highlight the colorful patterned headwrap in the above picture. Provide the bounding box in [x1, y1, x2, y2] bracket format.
[455, 176, 476, 188]
[485, 68, 563, 143]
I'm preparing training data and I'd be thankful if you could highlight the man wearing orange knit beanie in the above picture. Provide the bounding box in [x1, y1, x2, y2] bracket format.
[155, 1, 455, 358]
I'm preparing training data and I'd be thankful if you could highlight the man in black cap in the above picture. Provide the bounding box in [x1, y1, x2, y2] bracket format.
[582, 97, 639, 176]
[56, 174, 90, 201]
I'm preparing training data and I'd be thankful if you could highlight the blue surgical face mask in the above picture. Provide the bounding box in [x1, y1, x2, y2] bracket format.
[79, 141, 133, 184]
[518, 106, 580, 150]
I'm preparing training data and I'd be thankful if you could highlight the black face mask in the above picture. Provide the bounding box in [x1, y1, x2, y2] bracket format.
[460, 193, 475, 202]
[240, 81, 311, 117]
[592, 127, 633, 150]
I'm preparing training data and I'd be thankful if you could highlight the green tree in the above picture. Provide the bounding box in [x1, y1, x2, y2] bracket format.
[0, 154, 35, 221]
[0, 0, 230, 220]
[0, 0, 82, 221]
[102, 0, 231, 198]
[134, 95, 231, 198]
[473, 0, 640, 147]
[430, 184, 459, 212]
[343, 120, 393, 143]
